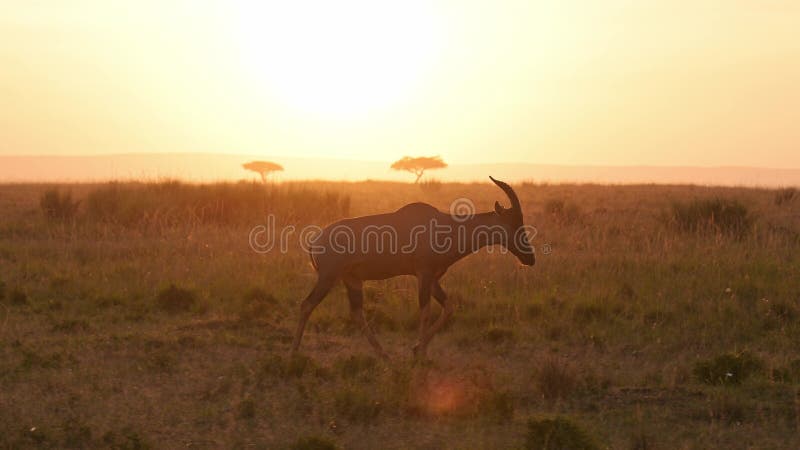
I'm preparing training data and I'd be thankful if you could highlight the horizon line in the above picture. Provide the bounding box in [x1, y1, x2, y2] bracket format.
[2, 152, 799, 172]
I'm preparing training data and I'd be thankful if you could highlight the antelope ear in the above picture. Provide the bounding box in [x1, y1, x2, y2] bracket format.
[494, 201, 506, 215]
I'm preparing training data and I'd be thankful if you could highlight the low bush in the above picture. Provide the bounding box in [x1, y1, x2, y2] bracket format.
[774, 187, 796, 206]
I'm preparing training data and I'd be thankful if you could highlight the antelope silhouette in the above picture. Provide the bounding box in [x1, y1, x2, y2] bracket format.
[292, 177, 534, 359]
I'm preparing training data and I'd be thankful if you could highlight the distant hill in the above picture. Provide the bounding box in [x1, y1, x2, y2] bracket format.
[1, 153, 799, 187]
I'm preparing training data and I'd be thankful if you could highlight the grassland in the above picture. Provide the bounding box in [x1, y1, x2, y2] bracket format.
[1, 180, 799, 449]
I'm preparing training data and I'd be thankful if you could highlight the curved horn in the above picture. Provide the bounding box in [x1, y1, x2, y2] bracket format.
[489, 176, 521, 212]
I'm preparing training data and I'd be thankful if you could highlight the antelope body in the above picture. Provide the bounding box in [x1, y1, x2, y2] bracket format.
[291, 177, 534, 358]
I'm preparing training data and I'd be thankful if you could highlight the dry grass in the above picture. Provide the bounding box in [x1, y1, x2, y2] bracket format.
[1, 180, 799, 448]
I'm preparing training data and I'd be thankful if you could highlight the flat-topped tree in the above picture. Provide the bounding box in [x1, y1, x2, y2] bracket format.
[243, 161, 283, 183]
[391, 155, 447, 183]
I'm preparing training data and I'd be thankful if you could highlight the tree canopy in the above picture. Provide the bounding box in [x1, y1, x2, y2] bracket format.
[390, 156, 447, 183]
[242, 161, 284, 183]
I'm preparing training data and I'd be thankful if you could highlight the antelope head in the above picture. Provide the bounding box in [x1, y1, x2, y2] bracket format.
[490, 176, 535, 266]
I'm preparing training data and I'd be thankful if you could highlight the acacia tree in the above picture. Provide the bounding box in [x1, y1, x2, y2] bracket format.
[242, 161, 284, 183]
[390, 155, 447, 183]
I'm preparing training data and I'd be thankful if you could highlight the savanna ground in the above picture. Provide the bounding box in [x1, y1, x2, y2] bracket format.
[1, 179, 799, 449]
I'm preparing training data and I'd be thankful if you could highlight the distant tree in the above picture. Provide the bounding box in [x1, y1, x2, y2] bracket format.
[391, 155, 447, 183]
[242, 161, 283, 183]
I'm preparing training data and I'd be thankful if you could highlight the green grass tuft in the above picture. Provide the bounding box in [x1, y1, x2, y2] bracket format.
[40, 188, 80, 221]
[693, 351, 764, 385]
[524, 416, 599, 450]
[334, 387, 383, 424]
[535, 357, 579, 401]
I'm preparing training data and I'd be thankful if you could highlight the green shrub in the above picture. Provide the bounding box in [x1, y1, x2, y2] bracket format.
[693, 351, 763, 385]
[40, 189, 80, 221]
[670, 198, 751, 236]
[290, 436, 338, 450]
[155, 284, 196, 314]
[524, 416, 599, 450]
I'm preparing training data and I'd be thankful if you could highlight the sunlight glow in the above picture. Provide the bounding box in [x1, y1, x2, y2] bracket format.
[232, 0, 441, 117]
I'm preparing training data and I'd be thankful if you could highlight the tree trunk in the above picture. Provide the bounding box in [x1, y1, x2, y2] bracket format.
[414, 170, 424, 184]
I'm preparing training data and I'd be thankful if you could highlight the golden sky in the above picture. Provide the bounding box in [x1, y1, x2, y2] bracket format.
[1, 0, 798, 168]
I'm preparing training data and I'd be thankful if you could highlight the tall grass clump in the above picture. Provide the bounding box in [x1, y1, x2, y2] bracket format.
[774, 187, 796, 206]
[84, 181, 350, 227]
[669, 198, 751, 236]
[543, 198, 582, 225]
[40, 189, 80, 221]
[419, 178, 443, 193]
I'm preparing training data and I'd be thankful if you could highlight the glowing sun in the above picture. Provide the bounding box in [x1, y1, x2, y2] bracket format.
[233, 0, 441, 117]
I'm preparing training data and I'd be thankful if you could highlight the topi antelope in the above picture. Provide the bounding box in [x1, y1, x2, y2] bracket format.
[292, 177, 534, 359]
